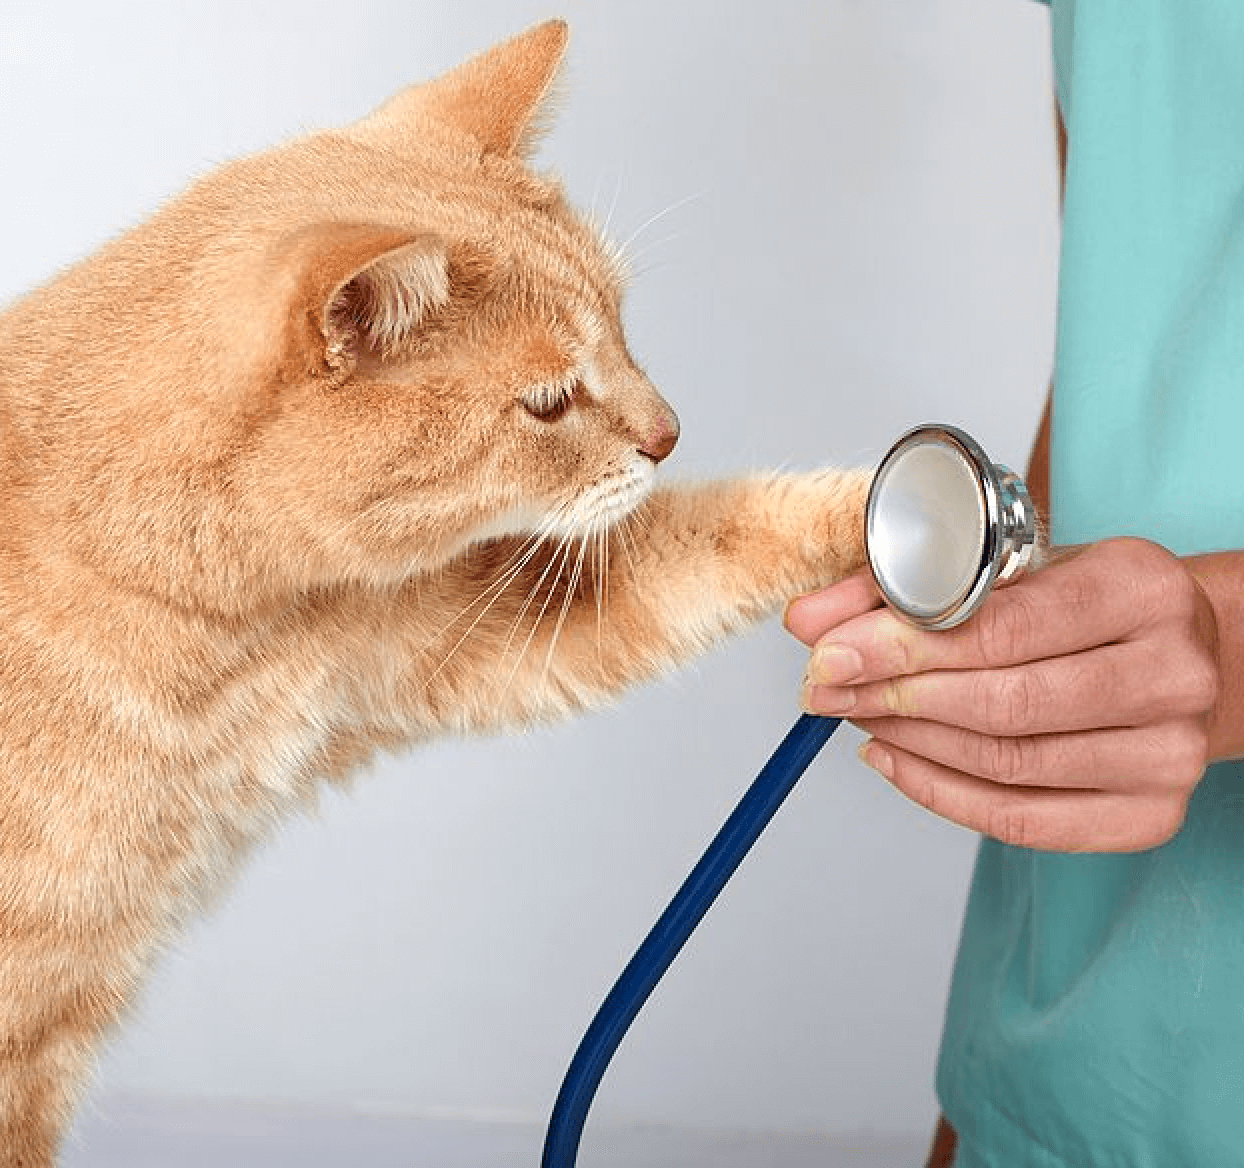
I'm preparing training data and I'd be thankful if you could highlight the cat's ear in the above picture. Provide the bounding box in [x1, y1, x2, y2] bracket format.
[354, 19, 569, 159]
[282, 224, 451, 370]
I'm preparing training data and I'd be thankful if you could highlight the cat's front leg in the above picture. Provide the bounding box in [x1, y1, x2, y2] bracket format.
[605, 467, 872, 654]
[0, 947, 119, 1168]
[398, 468, 870, 732]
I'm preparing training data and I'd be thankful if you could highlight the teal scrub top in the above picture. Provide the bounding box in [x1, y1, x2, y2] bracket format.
[936, 2, 1244, 1165]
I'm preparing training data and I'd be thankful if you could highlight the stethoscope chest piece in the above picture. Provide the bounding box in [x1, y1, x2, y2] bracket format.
[865, 424, 1037, 630]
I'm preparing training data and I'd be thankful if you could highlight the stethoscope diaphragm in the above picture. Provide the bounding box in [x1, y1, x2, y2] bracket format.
[866, 423, 1037, 630]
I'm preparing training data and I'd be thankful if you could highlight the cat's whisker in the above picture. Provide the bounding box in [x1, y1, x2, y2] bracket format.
[499, 526, 575, 663]
[541, 532, 590, 686]
[624, 494, 652, 528]
[501, 531, 578, 697]
[539, 534, 585, 674]
[632, 504, 653, 543]
[600, 173, 623, 244]
[622, 231, 684, 274]
[598, 518, 615, 668]
[423, 501, 574, 687]
[625, 260, 678, 285]
[614, 514, 641, 587]
[426, 515, 555, 643]
[464, 503, 570, 596]
[591, 177, 630, 285]
[437, 531, 542, 631]
[593, 520, 606, 660]
[614, 191, 703, 273]
[422, 528, 551, 688]
[585, 173, 604, 231]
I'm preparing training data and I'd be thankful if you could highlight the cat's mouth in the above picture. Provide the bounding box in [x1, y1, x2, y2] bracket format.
[547, 457, 655, 540]
[463, 459, 655, 554]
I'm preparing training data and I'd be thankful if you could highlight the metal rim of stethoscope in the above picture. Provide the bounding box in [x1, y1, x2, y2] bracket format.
[865, 423, 1038, 631]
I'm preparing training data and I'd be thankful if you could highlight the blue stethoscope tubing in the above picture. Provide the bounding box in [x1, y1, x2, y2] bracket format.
[540, 712, 843, 1168]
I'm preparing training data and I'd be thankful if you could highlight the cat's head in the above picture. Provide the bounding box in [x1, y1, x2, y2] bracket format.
[11, 21, 677, 611]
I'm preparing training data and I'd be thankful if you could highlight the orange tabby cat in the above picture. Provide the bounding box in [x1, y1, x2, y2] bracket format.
[0, 19, 869, 1164]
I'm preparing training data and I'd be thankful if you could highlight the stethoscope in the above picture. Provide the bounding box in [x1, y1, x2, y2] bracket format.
[541, 424, 1038, 1168]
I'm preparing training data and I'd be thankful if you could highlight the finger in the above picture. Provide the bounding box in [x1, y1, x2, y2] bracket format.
[854, 716, 1209, 793]
[856, 738, 1186, 853]
[784, 568, 882, 647]
[807, 641, 1203, 735]
[805, 543, 1154, 686]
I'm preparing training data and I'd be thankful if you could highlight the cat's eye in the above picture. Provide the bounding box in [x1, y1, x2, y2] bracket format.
[522, 380, 580, 422]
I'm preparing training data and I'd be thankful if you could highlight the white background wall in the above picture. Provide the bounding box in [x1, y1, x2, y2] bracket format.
[0, 0, 1058, 1146]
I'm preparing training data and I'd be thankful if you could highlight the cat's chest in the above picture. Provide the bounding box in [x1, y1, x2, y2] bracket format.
[132, 650, 349, 835]
[217, 666, 344, 804]
[101, 609, 419, 851]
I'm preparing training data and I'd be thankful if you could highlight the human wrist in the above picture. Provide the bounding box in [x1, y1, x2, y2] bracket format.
[1184, 551, 1244, 762]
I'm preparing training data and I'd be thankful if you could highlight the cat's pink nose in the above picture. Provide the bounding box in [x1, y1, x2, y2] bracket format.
[638, 416, 679, 463]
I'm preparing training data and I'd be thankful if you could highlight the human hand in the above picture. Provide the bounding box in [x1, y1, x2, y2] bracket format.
[784, 539, 1222, 852]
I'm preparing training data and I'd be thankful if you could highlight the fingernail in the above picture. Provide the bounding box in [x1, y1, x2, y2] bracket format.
[782, 595, 807, 632]
[801, 682, 856, 716]
[858, 740, 894, 779]
[807, 643, 864, 686]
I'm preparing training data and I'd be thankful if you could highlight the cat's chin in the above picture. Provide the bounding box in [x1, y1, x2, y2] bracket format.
[461, 502, 552, 548]
[459, 458, 656, 554]
[544, 457, 656, 541]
